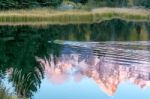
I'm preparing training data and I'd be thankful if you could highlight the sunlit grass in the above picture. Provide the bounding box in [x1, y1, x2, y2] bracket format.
[0, 7, 149, 25]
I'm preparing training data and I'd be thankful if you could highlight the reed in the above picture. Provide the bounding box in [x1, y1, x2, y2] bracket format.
[0, 7, 149, 25]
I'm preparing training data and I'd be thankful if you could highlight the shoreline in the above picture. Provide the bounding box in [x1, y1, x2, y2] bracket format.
[0, 7, 149, 25]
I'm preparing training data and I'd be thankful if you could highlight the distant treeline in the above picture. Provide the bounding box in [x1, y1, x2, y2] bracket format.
[86, 0, 150, 8]
[0, 0, 149, 9]
[0, 0, 63, 9]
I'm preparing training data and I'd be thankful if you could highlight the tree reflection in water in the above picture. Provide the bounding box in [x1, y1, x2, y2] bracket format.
[0, 19, 150, 98]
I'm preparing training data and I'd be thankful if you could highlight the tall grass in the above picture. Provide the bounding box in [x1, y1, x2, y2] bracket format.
[0, 7, 149, 25]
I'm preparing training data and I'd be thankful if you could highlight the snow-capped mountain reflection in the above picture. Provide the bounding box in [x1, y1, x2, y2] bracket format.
[36, 41, 150, 96]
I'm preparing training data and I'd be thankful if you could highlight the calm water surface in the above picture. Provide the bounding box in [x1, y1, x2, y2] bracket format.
[0, 19, 150, 99]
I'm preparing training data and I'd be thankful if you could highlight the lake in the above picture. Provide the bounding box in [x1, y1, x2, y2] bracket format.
[0, 19, 150, 99]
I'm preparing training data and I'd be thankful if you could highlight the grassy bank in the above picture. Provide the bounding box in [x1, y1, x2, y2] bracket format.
[0, 7, 150, 25]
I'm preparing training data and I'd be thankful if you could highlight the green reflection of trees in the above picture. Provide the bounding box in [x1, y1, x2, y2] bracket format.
[45, 19, 150, 41]
[0, 19, 150, 98]
[0, 26, 60, 98]
[90, 20, 150, 41]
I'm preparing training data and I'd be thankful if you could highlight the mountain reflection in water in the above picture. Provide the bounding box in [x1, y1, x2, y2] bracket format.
[37, 41, 150, 96]
[0, 19, 150, 98]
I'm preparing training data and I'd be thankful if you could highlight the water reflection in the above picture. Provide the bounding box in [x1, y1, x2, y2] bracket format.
[37, 41, 150, 96]
[0, 19, 150, 98]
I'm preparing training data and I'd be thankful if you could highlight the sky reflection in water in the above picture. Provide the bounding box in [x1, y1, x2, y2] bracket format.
[35, 41, 150, 99]
[1, 20, 150, 99]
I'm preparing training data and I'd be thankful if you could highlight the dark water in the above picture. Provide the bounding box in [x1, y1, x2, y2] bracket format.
[0, 19, 150, 99]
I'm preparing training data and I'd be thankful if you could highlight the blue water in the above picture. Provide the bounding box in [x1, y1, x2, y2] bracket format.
[33, 77, 150, 99]
[33, 41, 150, 99]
